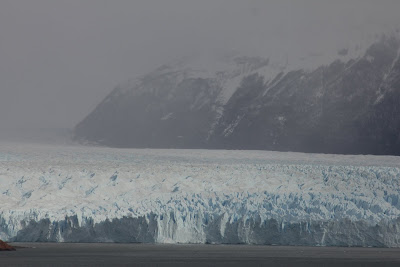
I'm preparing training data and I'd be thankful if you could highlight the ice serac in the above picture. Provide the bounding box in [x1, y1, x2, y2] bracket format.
[74, 33, 400, 155]
[1, 143, 400, 247]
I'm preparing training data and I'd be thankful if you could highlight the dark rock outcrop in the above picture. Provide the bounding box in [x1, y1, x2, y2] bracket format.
[0, 240, 16, 251]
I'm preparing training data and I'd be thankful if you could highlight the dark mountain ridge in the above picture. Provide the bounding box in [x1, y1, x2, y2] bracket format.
[74, 35, 400, 155]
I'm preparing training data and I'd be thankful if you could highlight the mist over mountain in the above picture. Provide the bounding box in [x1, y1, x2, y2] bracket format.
[74, 32, 400, 155]
[3, 2, 400, 252]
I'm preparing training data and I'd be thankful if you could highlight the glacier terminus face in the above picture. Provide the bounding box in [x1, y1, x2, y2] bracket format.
[1, 142, 400, 247]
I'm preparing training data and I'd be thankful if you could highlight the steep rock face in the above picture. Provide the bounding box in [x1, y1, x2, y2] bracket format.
[74, 35, 400, 155]
[76, 67, 222, 148]
[211, 36, 400, 154]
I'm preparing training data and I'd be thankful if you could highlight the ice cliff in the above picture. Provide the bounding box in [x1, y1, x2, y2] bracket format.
[1, 142, 400, 247]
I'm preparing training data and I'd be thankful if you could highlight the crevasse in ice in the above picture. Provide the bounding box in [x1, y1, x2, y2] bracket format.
[1, 143, 399, 246]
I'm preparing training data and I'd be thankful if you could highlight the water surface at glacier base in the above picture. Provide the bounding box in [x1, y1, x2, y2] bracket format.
[2, 243, 400, 267]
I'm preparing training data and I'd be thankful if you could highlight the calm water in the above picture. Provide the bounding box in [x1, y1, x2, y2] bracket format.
[1, 243, 400, 266]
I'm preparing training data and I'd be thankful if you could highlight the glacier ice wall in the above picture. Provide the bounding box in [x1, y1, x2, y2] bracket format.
[1, 143, 400, 246]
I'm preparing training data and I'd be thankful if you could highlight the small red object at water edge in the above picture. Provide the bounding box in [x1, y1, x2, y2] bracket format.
[0, 240, 16, 251]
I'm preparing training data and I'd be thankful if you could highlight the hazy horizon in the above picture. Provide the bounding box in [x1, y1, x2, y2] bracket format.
[1, 0, 400, 131]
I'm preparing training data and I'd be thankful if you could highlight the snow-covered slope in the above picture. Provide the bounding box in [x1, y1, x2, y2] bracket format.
[1, 142, 400, 246]
[74, 32, 400, 155]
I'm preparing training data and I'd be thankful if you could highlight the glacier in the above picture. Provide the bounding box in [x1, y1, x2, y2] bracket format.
[1, 142, 400, 247]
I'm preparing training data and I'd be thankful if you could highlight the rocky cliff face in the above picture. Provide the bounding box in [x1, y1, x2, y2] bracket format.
[0, 240, 15, 251]
[74, 35, 400, 155]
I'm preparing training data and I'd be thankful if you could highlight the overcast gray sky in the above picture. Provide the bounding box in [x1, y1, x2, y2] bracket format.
[1, 0, 400, 130]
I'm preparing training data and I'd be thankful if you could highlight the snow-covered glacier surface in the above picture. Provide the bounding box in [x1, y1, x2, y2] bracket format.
[1, 142, 400, 247]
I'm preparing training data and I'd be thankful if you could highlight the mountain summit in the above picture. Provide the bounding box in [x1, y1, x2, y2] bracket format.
[74, 34, 400, 155]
